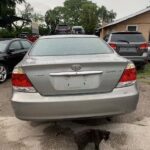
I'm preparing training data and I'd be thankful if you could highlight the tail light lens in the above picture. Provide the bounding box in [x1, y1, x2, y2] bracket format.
[109, 43, 117, 50]
[117, 62, 137, 88]
[139, 43, 148, 52]
[12, 67, 36, 93]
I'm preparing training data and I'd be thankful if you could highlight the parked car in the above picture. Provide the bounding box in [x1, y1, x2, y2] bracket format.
[71, 26, 85, 34]
[18, 32, 29, 38]
[55, 24, 71, 34]
[0, 38, 32, 83]
[104, 32, 148, 68]
[11, 35, 139, 121]
[18, 32, 39, 43]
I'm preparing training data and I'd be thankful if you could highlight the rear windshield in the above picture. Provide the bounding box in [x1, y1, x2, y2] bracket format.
[30, 37, 113, 56]
[73, 28, 82, 32]
[56, 26, 70, 30]
[111, 34, 145, 42]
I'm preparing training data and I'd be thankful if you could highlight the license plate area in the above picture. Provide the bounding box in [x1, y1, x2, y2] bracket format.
[120, 47, 137, 52]
[50, 74, 101, 91]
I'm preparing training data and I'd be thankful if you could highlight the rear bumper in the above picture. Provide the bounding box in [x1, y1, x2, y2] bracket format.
[11, 84, 139, 121]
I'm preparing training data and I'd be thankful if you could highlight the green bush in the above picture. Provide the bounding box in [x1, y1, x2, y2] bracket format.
[0, 29, 17, 38]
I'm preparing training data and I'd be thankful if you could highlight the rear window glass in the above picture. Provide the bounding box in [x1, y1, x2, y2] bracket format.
[30, 37, 113, 56]
[111, 34, 145, 42]
[57, 26, 69, 29]
[21, 40, 31, 49]
[73, 28, 82, 32]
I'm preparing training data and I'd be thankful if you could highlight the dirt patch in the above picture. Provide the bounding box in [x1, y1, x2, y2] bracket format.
[0, 80, 14, 117]
[41, 124, 76, 150]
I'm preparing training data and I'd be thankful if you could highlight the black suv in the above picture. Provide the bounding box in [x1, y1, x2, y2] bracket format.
[104, 32, 148, 68]
[55, 25, 71, 34]
[0, 39, 32, 83]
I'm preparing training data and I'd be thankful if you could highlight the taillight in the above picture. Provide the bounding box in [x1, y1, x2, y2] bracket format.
[139, 43, 148, 51]
[12, 67, 36, 93]
[109, 43, 117, 50]
[117, 62, 137, 88]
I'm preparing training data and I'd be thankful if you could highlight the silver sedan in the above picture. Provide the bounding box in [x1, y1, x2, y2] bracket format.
[11, 35, 139, 121]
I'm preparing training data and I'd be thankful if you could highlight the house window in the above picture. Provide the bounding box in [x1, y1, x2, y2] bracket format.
[127, 25, 138, 32]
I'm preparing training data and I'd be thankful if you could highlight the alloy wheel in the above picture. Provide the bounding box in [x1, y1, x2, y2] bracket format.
[0, 65, 7, 82]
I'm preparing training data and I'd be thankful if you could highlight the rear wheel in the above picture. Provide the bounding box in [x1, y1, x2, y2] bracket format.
[0, 64, 8, 83]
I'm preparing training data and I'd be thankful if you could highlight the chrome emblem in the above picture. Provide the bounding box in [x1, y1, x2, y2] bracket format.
[71, 64, 82, 71]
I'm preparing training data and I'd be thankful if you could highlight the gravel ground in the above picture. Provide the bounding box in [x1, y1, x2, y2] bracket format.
[0, 79, 150, 150]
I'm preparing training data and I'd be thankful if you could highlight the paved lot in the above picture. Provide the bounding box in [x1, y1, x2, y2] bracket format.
[0, 80, 150, 150]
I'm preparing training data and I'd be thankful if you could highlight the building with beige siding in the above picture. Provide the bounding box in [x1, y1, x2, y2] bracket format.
[100, 7, 150, 42]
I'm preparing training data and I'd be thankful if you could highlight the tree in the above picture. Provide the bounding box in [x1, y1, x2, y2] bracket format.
[45, 0, 117, 34]
[0, 0, 24, 17]
[80, 2, 98, 34]
[39, 24, 49, 35]
[0, 0, 25, 29]
[32, 13, 44, 23]
[63, 0, 86, 25]
[97, 6, 116, 25]
[45, 9, 56, 34]
[13, 2, 33, 32]
[45, 7, 64, 33]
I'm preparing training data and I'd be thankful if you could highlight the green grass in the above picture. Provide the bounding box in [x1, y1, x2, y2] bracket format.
[137, 63, 150, 79]
[137, 63, 150, 84]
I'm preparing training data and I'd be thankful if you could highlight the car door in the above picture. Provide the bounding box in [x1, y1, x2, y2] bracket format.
[7, 40, 24, 69]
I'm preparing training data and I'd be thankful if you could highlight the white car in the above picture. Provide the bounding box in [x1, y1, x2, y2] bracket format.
[72, 26, 85, 34]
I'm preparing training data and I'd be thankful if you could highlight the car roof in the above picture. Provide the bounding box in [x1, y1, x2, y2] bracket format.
[111, 31, 142, 34]
[40, 35, 97, 39]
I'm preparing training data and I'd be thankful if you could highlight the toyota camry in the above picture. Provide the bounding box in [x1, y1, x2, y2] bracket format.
[11, 35, 139, 120]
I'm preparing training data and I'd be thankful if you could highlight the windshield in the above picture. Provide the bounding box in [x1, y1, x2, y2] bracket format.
[111, 34, 145, 42]
[30, 37, 113, 56]
[0, 41, 9, 52]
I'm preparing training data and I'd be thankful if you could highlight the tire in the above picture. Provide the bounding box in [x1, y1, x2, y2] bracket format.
[0, 64, 8, 83]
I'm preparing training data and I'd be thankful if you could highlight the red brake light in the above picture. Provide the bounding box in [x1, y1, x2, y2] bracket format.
[119, 68, 136, 83]
[117, 63, 136, 88]
[12, 73, 32, 87]
[12, 67, 36, 93]
[140, 43, 148, 50]
[109, 43, 117, 50]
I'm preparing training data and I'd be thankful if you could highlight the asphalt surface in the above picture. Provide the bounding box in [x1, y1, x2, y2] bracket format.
[0, 79, 150, 150]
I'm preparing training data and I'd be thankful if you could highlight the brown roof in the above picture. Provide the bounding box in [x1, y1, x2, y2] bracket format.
[100, 7, 150, 29]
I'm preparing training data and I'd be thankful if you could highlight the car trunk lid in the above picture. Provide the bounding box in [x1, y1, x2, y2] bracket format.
[109, 33, 147, 56]
[21, 54, 128, 96]
[115, 43, 144, 56]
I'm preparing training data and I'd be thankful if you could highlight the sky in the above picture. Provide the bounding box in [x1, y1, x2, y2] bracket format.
[19, 0, 150, 19]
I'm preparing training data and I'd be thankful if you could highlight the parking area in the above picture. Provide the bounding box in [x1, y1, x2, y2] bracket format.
[0, 78, 150, 150]
[0, 0, 150, 149]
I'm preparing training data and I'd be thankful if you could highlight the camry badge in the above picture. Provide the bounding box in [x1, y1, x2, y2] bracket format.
[71, 64, 82, 72]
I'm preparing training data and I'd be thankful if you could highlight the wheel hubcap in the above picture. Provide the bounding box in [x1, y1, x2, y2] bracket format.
[0, 66, 7, 82]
